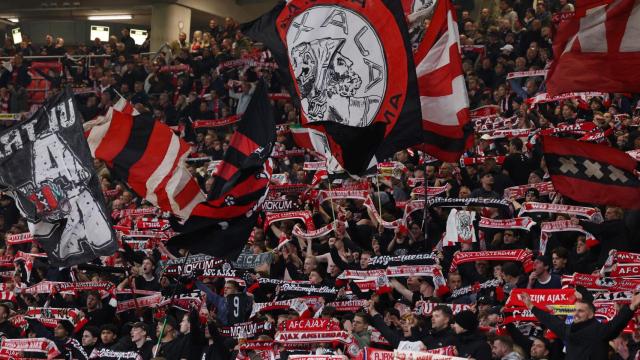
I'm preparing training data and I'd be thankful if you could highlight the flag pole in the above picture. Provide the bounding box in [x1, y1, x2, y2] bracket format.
[153, 250, 191, 357]
[326, 177, 337, 223]
[423, 161, 430, 251]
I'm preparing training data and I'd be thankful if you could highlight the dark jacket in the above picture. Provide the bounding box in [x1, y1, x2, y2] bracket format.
[454, 330, 492, 360]
[580, 219, 630, 267]
[423, 327, 455, 350]
[532, 304, 634, 360]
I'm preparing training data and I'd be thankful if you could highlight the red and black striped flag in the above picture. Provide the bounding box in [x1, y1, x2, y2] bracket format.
[168, 80, 276, 259]
[242, 0, 422, 176]
[543, 136, 640, 209]
[84, 100, 206, 220]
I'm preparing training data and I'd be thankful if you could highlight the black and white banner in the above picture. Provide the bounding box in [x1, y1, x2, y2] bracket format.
[261, 199, 300, 212]
[0, 89, 117, 267]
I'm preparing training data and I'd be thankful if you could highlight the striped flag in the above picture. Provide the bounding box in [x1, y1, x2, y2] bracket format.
[84, 102, 206, 220]
[412, 0, 473, 162]
[168, 81, 276, 259]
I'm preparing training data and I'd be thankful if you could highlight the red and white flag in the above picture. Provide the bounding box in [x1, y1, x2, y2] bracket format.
[413, 0, 472, 162]
[546, 0, 640, 95]
[84, 103, 205, 220]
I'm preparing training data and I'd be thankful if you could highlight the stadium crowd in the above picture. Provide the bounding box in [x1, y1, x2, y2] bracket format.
[0, 1, 639, 360]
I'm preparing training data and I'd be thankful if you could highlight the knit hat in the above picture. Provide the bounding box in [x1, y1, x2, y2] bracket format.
[454, 310, 479, 332]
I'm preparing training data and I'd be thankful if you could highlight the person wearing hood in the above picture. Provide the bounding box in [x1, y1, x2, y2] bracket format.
[452, 310, 492, 360]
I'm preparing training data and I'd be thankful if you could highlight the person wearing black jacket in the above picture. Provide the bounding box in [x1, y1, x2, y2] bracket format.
[576, 206, 630, 267]
[423, 305, 456, 350]
[520, 291, 640, 360]
[0, 303, 19, 338]
[451, 310, 492, 360]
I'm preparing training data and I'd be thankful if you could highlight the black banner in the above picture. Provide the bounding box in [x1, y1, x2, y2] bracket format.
[0, 89, 117, 267]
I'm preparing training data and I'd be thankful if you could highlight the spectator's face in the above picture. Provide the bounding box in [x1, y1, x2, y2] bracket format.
[359, 253, 371, 269]
[481, 173, 494, 187]
[303, 257, 316, 274]
[475, 261, 489, 275]
[573, 302, 594, 323]
[533, 259, 547, 275]
[82, 330, 97, 346]
[530, 338, 549, 359]
[503, 231, 516, 244]
[419, 282, 434, 297]
[447, 274, 462, 290]
[458, 187, 471, 198]
[552, 253, 567, 270]
[86, 294, 98, 310]
[353, 315, 367, 333]
[431, 310, 449, 331]
[101, 330, 116, 344]
[180, 314, 190, 334]
[328, 263, 341, 277]
[130, 327, 146, 342]
[142, 259, 154, 275]
[491, 340, 509, 358]
[223, 283, 237, 296]
[121, 191, 133, 204]
[605, 207, 621, 221]
[425, 166, 436, 179]
[209, 19, 217, 28]
[54, 324, 68, 339]
[306, 270, 323, 285]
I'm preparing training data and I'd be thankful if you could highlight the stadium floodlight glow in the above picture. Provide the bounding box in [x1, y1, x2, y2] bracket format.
[87, 15, 132, 21]
[7, 18, 19, 23]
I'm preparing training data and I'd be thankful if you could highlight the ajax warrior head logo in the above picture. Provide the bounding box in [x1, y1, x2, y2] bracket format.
[286, 6, 387, 127]
[22, 180, 71, 222]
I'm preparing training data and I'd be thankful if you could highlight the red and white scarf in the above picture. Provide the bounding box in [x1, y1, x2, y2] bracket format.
[220, 321, 272, 338]
[325, 300, 368, 312]
[292, 221, 345, 239]
[602, 250, 640, 273]
[25, 307, 88, 333]
[250, 298, 317, 318]
[5, 232, 34, 245]
[264, 211, 315, 231]
[503, 182, 555, 200]
[518, 202, 603, 223]
[111, 207, 160, 219]
[116, 292, 162, 313]
[506, 70, 548, 80]
[413, 302, 471, 316]
[460, 156, 506, 167]
[450, 250, 533, 273]
[449, 279, 504, 299]
[504, 289, 576, 311]
[526, 92, 606, 108]
[478, 217, 536, 231]
[0, 338, 60, 359]
[562, 273, 640, 291]
[539, 220, 598, 255]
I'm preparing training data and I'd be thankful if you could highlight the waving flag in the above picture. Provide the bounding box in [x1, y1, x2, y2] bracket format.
[412, 0, 473, 162]
[84, 101, 206, 220]
[243, 0, 422, 175]
[543, 136, 640, 209]
[0, 89, 117, 267]
[168, 81, 275, 259]
[546, 0, 640, 95]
